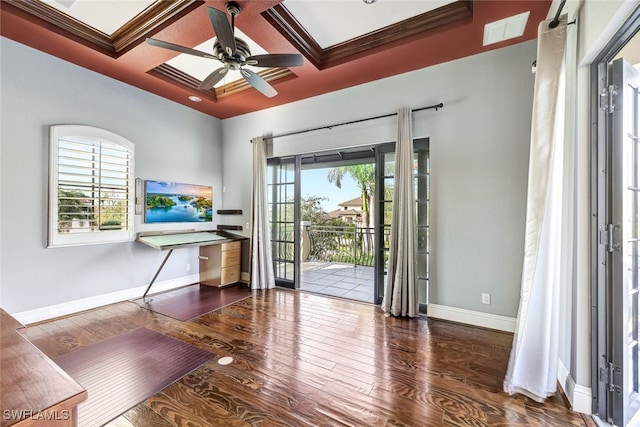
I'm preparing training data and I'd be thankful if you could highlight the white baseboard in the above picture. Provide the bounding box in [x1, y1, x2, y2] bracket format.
[572, 384, 592, 414]
[428, 303, 517, 333]
[12, 274, 199, 325]
[558, 358, 592, 414]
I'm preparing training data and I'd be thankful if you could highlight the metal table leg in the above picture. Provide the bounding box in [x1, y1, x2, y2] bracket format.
[142, 249, 174, 300]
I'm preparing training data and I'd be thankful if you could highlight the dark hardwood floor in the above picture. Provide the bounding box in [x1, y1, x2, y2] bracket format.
[22, 289, 590, 427]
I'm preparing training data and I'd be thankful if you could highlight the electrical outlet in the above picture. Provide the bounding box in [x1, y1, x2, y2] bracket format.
[186, 263, 191, 271]
[481, 293, 491, 305]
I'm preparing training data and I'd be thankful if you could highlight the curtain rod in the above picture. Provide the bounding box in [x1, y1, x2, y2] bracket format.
[548, 0, 566, 28]
[251, 102, 444, 142]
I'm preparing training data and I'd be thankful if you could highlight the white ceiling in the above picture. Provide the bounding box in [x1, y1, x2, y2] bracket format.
[44, 0, 153, 35]
[283, 0, 456, 48]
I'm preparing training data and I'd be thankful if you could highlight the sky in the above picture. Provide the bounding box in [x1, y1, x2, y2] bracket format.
[146, 180, 212, 198]
[300, 168, 360, 212]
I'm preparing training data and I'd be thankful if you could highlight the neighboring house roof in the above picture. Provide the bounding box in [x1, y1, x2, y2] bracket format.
[326, 208, 361, 219]
[338, 197, 362, 210]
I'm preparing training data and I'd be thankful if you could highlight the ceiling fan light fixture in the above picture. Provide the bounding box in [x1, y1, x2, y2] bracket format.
[147, 5, 303, 98]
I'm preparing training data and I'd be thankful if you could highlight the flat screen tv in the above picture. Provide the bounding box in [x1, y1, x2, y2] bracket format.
[144, 180, 212, 223]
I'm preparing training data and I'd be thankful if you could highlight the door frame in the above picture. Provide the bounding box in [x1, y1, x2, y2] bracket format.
[267, 138, 430, 308]
[591, 6, 640, 424]
[266, 156, 299, 289]
[269, 146, 380, 294]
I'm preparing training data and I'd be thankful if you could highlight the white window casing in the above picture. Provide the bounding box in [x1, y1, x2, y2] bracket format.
[48, 125, 135, 247]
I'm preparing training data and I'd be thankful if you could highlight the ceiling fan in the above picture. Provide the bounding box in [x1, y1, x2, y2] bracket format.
[146, 2, 303, 98]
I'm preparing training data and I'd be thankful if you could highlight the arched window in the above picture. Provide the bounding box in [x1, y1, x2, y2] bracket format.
[48, 125, 135, 247]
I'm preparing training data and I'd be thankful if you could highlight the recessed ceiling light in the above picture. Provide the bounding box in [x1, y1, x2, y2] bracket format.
[188, 96, 202, 102]
[363, 0, 376, 3]
[483, 11, 530, 46]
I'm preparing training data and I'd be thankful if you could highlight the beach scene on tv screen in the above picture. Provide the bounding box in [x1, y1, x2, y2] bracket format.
[145, 180, 212, 223]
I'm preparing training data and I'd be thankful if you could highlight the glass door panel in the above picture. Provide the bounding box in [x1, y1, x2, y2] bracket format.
[415, 144, 430, 305]
[267, 159, 297, 287]
[376, 151, 395, 300]
[375, 139, 430, 305]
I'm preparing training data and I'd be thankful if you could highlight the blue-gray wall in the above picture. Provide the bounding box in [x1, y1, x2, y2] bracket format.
[0, 37, 222, 313]
[221, 40, 536, 318]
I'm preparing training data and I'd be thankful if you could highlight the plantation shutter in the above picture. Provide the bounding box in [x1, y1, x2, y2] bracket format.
[49, 125, 135, 247]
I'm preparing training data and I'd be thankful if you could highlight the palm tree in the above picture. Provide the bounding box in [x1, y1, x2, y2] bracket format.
[327, 164, 375, 227]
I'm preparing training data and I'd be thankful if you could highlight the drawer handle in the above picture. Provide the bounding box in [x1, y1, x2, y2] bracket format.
[198, 256, 209, 260]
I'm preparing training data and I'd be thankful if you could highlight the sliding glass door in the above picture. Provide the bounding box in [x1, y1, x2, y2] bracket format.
[267, 139, 429, 308]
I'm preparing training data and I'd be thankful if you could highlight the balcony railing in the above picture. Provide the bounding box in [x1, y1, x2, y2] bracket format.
[303, 225, 383, 267]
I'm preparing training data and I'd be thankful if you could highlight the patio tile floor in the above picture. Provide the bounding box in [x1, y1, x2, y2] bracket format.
[299, 261, 375, 304]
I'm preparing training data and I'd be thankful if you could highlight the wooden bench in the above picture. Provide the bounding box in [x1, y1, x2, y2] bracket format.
[0, 309, 87, 426]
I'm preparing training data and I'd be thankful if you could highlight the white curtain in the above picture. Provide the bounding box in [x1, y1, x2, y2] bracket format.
[382, 108, 418, 317]
[250, 136, 275, 290]
[504, 15, 568, 402]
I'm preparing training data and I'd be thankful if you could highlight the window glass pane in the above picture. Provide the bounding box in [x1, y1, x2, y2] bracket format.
[283, 163, 295, 183]
[416, 253, 428, 278]
[384, 153, 395, 176]
[416, 176, 429, 201]
[384, 178, 394, 201]
[417, 226, 429, 252]
[414, 149, 429, 174]
[417, 201, 429, 225]
[383, 202, 393, 226]
[267, 166, 274, 185]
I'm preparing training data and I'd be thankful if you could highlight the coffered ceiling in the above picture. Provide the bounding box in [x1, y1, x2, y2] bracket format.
[0, 0, 552, 119]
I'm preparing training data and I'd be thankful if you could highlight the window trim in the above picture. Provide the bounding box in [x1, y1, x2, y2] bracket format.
[48, 125, 135, 248]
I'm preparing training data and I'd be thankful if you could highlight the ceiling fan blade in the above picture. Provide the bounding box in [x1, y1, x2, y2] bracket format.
[147, 38, 218, 60]
[207, 7, 236, 57]
[241, 69, 277, 98]
[246, 54, 304, 68]
[199, 67, 228, 90]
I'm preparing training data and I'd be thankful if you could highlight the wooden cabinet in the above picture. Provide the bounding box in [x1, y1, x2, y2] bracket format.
[220, 241, 241, 286]
[199, 240, 241, 287]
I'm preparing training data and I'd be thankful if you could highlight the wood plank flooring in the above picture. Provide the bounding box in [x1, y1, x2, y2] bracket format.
[21, 289, 591, 427]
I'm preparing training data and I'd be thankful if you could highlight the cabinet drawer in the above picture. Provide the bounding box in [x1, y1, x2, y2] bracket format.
[221, 266, 240, 285]
[222, 241, 241, 252]
[221, 249, 240, 267]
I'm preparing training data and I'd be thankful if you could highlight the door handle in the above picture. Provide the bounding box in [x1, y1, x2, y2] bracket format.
[608, 223, 615, 253]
